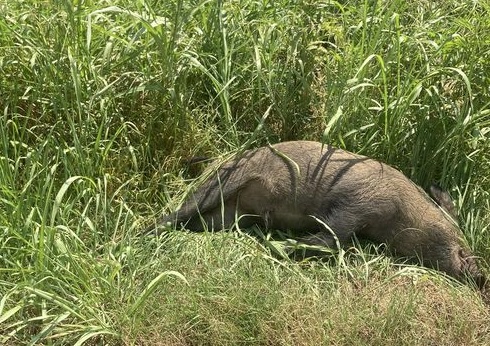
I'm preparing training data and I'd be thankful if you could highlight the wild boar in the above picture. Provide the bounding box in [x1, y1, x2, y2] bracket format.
[149, 140, 486, 290]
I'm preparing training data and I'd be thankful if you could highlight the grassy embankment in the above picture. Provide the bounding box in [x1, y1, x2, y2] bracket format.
[1, 0, 490, 344]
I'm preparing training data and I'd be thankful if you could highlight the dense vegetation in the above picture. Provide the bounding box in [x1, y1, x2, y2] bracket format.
[1, 0, 490, 344]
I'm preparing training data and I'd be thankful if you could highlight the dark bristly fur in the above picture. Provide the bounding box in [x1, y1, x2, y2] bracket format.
[149, 141, 487, 292]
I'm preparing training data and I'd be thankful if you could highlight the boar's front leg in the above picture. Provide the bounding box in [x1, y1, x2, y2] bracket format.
[297, 207, 367, 250]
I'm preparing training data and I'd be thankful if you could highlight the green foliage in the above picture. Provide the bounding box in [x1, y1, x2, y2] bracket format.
[1, 0, 489, 344]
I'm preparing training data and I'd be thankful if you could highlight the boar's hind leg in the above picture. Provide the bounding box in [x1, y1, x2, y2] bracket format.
[145, 201, 234, 233]
[183, 203, 241, 231]
[164, 195, 261, 231]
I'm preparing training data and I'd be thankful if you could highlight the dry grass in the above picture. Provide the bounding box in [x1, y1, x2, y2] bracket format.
[123, 235, 490, 345]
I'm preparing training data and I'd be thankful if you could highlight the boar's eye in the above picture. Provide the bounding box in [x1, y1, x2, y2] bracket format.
[457, 248, 471, 271]
[458, 248, 466, 259]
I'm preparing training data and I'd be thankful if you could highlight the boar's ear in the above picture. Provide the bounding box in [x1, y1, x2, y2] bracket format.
[429, 184, 458, 220]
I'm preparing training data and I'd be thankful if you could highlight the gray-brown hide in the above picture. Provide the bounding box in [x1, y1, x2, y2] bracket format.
[152, 141, 486, 288]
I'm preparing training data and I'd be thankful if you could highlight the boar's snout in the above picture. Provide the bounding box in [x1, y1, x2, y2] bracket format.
[416, 241, 486, 290]
[447, 247, 487, 290]
[459, 252, 490, 304]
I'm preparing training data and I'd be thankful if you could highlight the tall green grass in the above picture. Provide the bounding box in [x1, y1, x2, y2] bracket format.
[1, 0, 490, 344]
